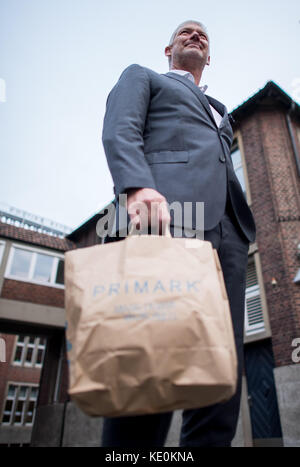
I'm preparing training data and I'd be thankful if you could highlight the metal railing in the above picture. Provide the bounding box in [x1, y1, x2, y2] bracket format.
[0, 202, 72, 238]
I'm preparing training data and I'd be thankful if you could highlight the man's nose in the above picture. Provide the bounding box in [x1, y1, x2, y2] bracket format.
[190, 31, 201, 41]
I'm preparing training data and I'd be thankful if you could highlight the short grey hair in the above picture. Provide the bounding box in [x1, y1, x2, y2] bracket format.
[167, 20, 209, 66]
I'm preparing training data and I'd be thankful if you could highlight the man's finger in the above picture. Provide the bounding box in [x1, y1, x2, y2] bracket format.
[128, 200, 150, 233]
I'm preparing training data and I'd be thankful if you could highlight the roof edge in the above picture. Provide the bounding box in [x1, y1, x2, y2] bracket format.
[230, 80, 300, 122]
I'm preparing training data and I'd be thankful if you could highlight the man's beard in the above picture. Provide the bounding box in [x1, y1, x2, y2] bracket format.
[174, 49, 206, 70]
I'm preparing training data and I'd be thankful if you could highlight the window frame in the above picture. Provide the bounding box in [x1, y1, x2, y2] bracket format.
[1, 382, 39, 427]
[244, 284, 265, 336]
[231, 132, 253, 206]
[12, 335, 46, 368]
[5, 243, 64, 289]
[231, 147, 247, 195]
[0, 240, 5, 266]
[244, 251, 272, 343]
[245, 257, 265, 336]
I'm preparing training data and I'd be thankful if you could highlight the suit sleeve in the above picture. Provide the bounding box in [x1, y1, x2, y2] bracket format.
[102, 64, 157, 197]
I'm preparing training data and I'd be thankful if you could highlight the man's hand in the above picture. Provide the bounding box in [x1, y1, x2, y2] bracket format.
[126, 188, 171, 234]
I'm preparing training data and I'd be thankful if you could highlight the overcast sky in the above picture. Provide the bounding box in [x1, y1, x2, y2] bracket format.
[0, 0, 299, 231]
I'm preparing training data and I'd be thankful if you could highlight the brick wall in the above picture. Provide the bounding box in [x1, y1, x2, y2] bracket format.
[0, 333, 41, 418]
[0, 228, 72, 423]
[1, 279, 64, 308]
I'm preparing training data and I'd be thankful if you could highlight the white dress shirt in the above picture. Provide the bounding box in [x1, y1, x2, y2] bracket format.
[169, 69, 223, 128]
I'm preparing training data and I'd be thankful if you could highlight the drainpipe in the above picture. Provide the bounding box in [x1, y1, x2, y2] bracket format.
[54, 335, 67, 447]
[286, 102, 300, 177]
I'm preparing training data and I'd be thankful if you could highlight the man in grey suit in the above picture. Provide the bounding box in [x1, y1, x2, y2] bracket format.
[101, 20, 256, 447]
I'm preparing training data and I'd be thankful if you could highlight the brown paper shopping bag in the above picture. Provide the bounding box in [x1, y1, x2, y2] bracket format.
[64, 234, 237, 417]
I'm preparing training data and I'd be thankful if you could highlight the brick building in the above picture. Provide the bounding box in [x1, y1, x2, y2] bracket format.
[229, 81, 300, 446]
[1, 80, 300, 447]
[0, 209, 74, 446]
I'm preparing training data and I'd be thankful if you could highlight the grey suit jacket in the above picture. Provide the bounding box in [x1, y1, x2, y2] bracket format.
[102, 64, 256, 242]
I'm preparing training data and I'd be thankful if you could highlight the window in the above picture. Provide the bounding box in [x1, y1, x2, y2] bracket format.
[0, 336, 6, 363]
[13, 335, 47, 367]
[55, 258, 64, 285]
[1, 384, 39, 426]
[6, 245, 64, 287]
[245, 261, 265, 336]
[33, 253, 54, 282]
[0, 241, 5, 265]
[10, 248, 32, 278]
[231, 144, 247, 197]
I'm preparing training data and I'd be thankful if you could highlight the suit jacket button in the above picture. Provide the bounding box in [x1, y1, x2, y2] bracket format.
[219, 155, 226, 162]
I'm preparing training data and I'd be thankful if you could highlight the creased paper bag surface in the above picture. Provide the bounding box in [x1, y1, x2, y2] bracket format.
[65, 235, 237, 417]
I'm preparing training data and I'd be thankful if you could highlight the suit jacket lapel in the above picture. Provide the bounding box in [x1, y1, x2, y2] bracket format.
[205, 95, 228, 128]
[165, 72, 217, 127]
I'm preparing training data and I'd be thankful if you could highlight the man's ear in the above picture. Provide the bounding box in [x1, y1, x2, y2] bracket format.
[164, 45, 172, 58]
[206, 55, 211, 66]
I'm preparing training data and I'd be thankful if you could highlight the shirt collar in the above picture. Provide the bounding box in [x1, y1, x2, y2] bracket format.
[169, 69, 208, 93]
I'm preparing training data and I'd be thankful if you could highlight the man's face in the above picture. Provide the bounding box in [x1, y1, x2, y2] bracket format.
[165, 23, 210, 69]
